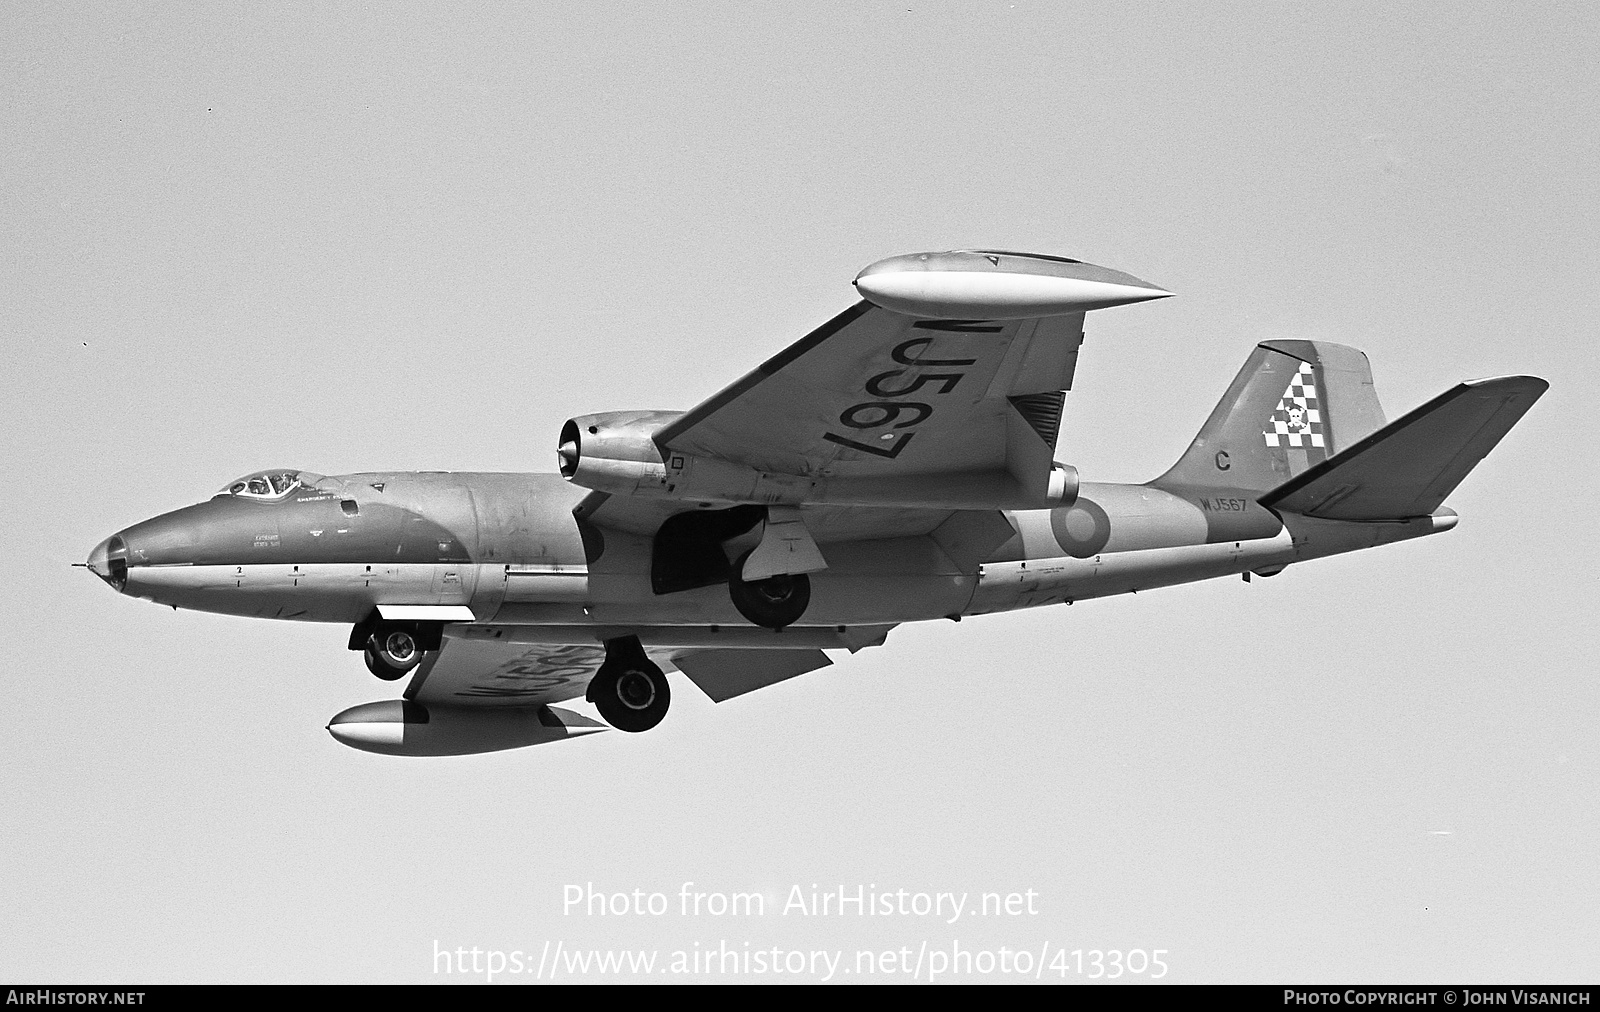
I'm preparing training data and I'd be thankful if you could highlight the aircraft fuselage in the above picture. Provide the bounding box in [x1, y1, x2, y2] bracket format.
[88, 469, 1446, 636]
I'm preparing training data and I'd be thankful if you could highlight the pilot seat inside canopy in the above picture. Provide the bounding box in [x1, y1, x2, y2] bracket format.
[216, 469, 324, 500]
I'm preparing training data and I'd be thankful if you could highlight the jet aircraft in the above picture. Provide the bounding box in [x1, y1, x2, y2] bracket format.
[85, 250, 1546, 756]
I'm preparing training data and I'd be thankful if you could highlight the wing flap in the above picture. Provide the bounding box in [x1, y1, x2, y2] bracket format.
[1259, 376, 1547, 520]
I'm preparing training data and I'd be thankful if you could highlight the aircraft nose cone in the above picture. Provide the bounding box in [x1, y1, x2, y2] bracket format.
[86, 534, 129, 592]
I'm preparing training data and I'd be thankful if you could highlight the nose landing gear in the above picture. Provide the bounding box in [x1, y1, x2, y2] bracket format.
[349, 614, 442, 681]
[364, 628, 422, 680]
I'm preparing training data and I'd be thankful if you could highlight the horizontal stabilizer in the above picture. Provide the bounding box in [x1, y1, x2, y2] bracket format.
[1259, 376, 1547, 520]
[673, 648, 832, 702]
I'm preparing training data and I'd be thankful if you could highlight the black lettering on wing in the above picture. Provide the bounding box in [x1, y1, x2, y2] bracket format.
[838, 401, 933, 429]
[822, 432, 916, 459]
[865, 370, 964, 397]
[891, 336, 979, 367]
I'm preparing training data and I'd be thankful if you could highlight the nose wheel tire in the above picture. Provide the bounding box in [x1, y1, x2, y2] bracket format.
[728, 549, 812, 629]
[588, 658, 670, 733]
[364, 628, 422, 680]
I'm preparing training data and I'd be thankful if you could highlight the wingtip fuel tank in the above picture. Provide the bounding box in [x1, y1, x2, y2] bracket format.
[853, 249, 1172, 320]
[327, 700, 605, 756]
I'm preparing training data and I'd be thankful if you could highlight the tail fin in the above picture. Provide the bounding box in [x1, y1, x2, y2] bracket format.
[1259, 376, 1547, 520]
[1152, 340, 1388, 493]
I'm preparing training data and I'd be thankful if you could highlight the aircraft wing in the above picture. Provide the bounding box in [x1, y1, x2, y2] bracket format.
[651, 252, 1168, 491]
[654, 302, 1086, 500]
[405, 628, 875, 708]
[563, 252, 1167, 573]
[405, 636, 608, 708]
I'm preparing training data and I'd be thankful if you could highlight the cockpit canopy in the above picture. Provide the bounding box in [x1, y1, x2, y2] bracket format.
[215, 469, 326, 500]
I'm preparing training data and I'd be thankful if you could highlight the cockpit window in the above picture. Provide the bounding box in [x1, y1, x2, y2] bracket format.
[217, 470, 309, 500]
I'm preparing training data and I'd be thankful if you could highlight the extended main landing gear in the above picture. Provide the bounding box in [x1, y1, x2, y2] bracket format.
[349, 614, 442, 681]
[586, 636, 670, 732]
[649, 508, 817, 631]
[728, 549, 811, 629]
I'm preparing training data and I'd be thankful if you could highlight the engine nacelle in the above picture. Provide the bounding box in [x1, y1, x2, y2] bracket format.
[557, 410, 816, 502]
[326, 700, 604, 756]
[557, 410, 681, 493]
[556, 412, 1080, 511]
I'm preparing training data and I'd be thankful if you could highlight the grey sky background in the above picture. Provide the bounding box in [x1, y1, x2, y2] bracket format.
[3, 2, 1596, 983]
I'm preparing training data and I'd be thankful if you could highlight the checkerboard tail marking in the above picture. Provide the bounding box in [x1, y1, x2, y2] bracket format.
[1264, 361, 1327, 449]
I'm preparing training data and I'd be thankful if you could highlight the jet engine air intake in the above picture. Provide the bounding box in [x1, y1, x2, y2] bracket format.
[557, 410, 684, 490]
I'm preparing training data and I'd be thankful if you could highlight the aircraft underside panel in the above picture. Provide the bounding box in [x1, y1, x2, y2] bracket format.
[972, 533, 1296, 613]
[969, 512, 1446, 613]
[119, 545, 972, 627]
[122, 562, 482, 623]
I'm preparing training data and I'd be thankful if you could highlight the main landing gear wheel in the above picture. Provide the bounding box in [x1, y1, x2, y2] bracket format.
[587, 646, 670, 733]
[364, 627, 422, 681]
[728, 549, 811, 629]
